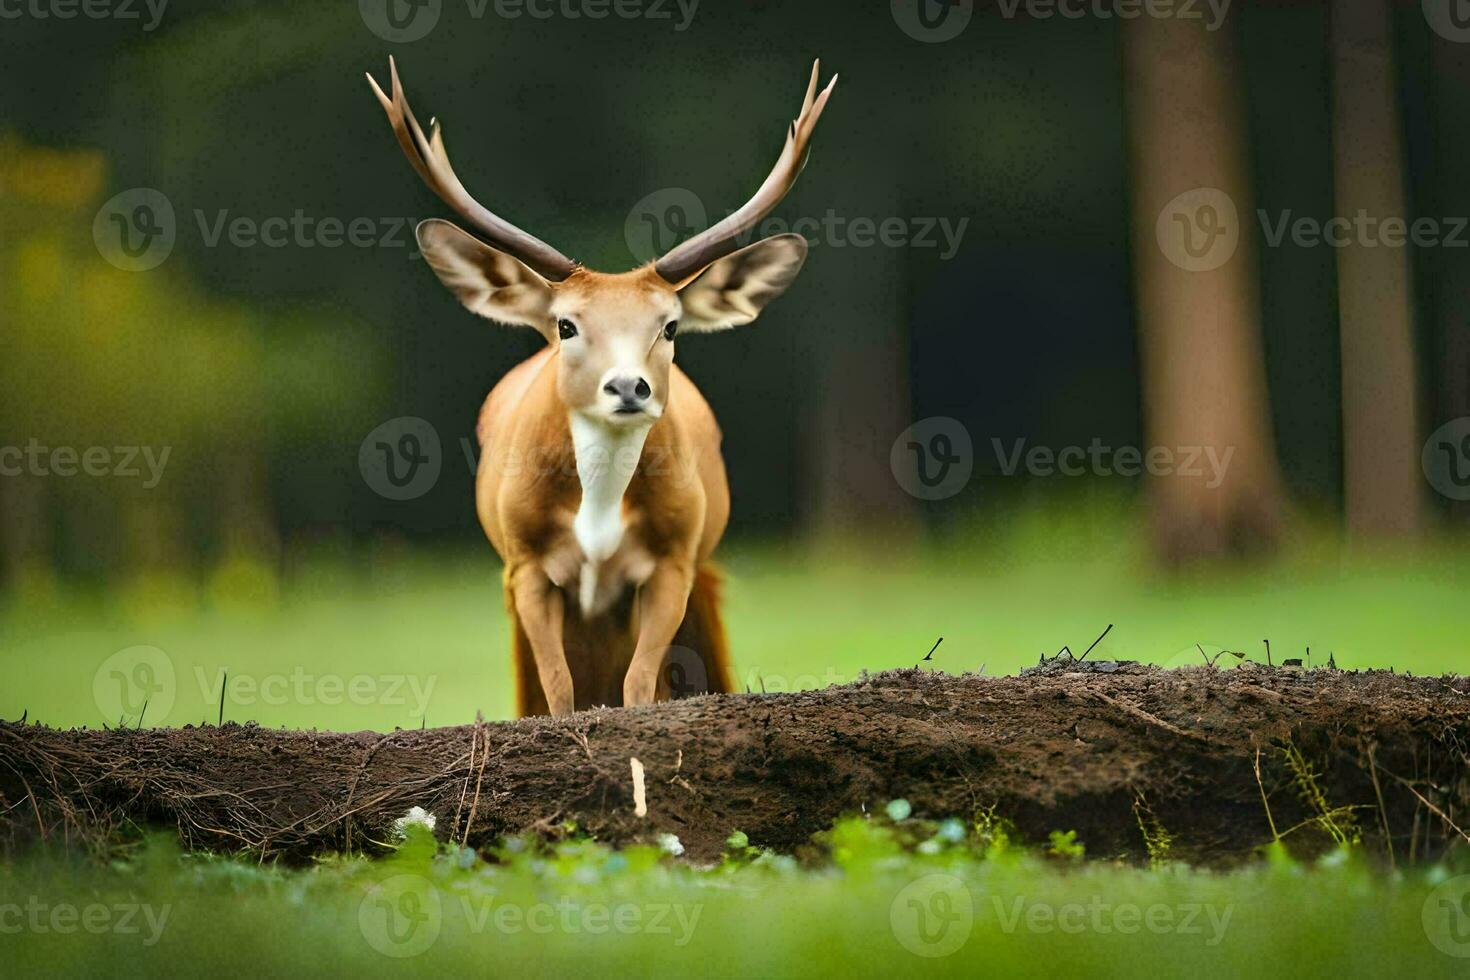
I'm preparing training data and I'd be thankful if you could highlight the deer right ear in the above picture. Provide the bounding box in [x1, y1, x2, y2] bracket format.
[416, 219, 555, 339]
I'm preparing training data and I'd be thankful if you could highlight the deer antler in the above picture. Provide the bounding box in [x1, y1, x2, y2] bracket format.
[653, 60, 837, 286]
[366, 57, 577, 282]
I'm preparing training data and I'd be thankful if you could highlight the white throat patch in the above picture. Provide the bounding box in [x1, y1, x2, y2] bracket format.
[569, 412, 650, 615]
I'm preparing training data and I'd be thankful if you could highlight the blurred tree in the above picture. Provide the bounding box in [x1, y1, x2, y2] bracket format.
[1330, 0, 1422, 538]
[1122, 14, 1285, 564]
[0, 133, 382, 602]
[803, 173, 916, 540]
[0, 136, 105, 594]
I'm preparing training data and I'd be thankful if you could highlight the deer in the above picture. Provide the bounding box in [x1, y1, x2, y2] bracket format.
[366, 57, 836, 717]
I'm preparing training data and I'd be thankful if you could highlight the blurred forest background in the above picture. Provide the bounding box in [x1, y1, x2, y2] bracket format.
[2, 0, 1469, 623]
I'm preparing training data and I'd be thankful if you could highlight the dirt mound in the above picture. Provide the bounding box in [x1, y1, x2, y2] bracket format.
[3, 664, 1467, 864]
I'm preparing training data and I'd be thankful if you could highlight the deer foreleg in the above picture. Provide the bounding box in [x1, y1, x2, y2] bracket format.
[510, 565, 575, 716]
[622, 561, 695, 707]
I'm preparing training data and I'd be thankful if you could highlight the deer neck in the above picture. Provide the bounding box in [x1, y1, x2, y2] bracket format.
[569, 412, 650, 566]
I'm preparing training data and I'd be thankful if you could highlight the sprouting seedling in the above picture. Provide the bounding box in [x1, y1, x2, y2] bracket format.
[1197, 643, 1221, 667]
[921, 637, 943, 663]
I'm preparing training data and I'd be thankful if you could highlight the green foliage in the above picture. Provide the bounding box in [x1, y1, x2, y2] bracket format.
[1132, 793, 1174, 869]
[1283, 741, 1363, 848]
[3, 821, 1464, 977]
[1047, 830, 1086, 861]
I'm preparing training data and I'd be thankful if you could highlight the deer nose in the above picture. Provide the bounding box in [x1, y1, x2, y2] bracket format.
[603, 376, 651, 404]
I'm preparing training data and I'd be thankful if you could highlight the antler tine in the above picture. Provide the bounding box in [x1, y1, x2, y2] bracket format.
[654, 60, 837, 286]
[366, 57, 576, 282]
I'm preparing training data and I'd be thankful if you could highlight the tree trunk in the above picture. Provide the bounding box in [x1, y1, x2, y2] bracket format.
[801, 177, 916, 542]
[4, 665, 1467, 867]
[1331, 0, 1423, 538]
[1122, 14, 1286, 564]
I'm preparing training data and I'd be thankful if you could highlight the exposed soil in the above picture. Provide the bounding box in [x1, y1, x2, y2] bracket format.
[3, 663, 1468, 865]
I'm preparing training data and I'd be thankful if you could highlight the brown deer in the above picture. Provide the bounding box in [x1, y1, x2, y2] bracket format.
[367, 57, 835, 716]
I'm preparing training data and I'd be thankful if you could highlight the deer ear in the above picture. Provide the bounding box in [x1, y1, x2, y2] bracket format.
[676, 234, 808, 332]
[416, 219, 555, 339]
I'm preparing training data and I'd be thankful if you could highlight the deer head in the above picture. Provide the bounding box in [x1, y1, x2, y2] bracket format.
[367, 57, 836, 428]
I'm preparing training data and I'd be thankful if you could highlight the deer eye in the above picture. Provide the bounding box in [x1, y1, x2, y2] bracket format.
[557, 319, 578, 341]
[663, 321, 679, 341]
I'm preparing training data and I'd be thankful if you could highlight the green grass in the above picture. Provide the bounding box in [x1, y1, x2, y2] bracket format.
[4, 505, 1470, 731]
[4, 820, 1469, 977]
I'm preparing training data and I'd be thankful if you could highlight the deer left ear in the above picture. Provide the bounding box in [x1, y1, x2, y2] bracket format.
[676, 234, 809, 332]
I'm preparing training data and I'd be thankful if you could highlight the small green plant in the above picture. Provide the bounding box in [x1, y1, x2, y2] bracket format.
[972, 805, 1017, 856]
[1283, 741, 1362, 847]
[1132, 792, 1173, 867]
[1047, 829, 1086, 860]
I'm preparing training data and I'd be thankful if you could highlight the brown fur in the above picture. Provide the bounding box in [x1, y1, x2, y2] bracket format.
[511, 562, 733, 714]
